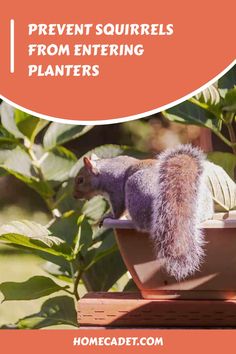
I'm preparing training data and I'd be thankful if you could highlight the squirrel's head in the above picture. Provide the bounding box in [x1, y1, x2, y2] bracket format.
[74, 153, 100, 200]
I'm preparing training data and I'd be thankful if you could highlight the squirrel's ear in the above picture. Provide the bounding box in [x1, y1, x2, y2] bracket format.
[83, 157, 99, 175]
[91, 153, 100, 161]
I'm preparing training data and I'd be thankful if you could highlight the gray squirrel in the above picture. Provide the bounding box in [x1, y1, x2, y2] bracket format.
[74, 144, 214, 280]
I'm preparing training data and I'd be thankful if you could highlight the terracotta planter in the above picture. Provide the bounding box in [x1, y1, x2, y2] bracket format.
[103, 211, 236, 300]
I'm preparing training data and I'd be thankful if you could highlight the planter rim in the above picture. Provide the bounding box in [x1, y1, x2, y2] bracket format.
[103, 211, 236, 230]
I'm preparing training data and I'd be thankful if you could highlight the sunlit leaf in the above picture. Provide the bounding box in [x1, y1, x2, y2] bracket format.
[42, 262, 73, 283]
[205, 160, 236, 211]
[43, 123, 93, 150]
[14, 109, 49, 142]
[0, 145, 54, 198]
[82, 196, 107, 223]
[208, 152, 236, 180]
[195, 84, 221, 106]
[40, 146, 76, 183]
[0, 220, 73, 260]
[0, 102, 24, 139]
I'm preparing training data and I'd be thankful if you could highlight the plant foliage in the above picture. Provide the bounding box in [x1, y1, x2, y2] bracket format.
[164, 65, 236, 177]
[0, 106, 132, 328]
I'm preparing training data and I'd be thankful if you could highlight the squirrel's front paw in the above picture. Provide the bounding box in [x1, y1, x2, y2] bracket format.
[98, 213, 114, 228]
[98, 218, 105, 228]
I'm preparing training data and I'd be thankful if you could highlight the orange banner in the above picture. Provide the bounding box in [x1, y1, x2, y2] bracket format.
[1, 329, 236, 354]
[0, 0, 235, 122]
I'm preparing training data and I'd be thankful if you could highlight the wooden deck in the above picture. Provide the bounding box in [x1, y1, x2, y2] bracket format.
[78, 292, 236, 327]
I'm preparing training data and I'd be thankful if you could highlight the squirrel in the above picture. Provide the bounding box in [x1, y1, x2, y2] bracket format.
[74, 144, 214, 280]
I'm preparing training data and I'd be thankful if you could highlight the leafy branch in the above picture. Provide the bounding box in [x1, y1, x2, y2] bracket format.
[0, 106, 130, 328]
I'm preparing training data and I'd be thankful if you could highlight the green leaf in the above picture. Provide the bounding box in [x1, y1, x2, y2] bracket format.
[1, 103, 48, 143]
[0, 276, 68, 301]
[163, 101, 219, 132]
[12, 296, 77, 328]
[0, 167, 7, 177]
[42, 262, 73, 283]
[84, 230, 127, 291]
[14, 109, 49, 142]
[223, 88, 236, 112]
[218, 65, 236, 89]
[0, 145, 33, 176]
[53, 179, 81, 214]
[195, 84, 221, 106]
[2, 168, 53, 198]
[40, 146, 76, 183]
[0, 102, 24, 139]
[0, 125, 18, 144]
[193, 84, 222, 118]
[49, 211, 93, 258]
[43, 123, 93, 150]
[207, 152, 236, 181]
[0, 145, 54, 198]
[82, 196, 107, 223]
[49, 211, 80, 246]
[0, 220, 73, 260]
[85, 243, 118, 271]
[123, 279, 139, 292]
[32, 250, 74, 282]
[204, 160, 236, 211]
[85, 250, 126, 292]
[75, 216, 93, 257]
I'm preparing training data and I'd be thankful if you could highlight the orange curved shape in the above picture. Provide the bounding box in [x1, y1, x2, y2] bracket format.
[0, 0, 235, 122]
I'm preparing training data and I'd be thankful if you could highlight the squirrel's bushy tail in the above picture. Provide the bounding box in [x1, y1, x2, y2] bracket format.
[151, 144, 205, 280]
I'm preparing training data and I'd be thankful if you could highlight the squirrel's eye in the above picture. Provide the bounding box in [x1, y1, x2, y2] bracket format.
[77, 176, 84, 184]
